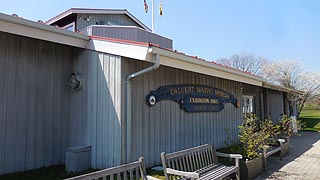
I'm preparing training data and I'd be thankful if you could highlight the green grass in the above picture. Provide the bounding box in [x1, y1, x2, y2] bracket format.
[147, 169, 165, 180]
[299, 109, 320, 132]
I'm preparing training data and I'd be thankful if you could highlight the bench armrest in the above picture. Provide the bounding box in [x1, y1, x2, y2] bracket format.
[146, 175, 161, 180]
[216, 152, 243, 159]
[267, 138, 286, 144]
[277, 138, 286, 144]
[216, 152, 242, 167]
[165, 168, 199, 179]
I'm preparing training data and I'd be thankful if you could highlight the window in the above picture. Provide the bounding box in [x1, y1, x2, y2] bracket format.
[63, 22, 76, 32]
[243, 95, 254, 114]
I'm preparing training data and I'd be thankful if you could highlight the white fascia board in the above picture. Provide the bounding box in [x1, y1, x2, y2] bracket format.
[0, 13, 89, 48]
[149, 47, 264, 86]
[262, 82, 303, 94]
[46, 9, 151, 31]
[88, 39, 150, 61]
[45, 10, 73, 25]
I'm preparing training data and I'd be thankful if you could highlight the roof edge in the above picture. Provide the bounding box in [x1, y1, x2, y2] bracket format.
[0, 12, 89, 40]
[149, 46, 265, 82]
[262, 82, 304, 94]
[0, 13, 89, 48]
[45, 8, 151, 32]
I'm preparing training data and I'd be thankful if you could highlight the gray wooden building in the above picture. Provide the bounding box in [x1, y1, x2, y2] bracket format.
[0, 9, 297, 175]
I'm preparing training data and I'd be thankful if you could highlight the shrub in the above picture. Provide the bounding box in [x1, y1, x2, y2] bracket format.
[279, 115, 293, 138]
[279, 115, 306, 139]
[260, 118, 280, 139]
[238, 114, 269, 160]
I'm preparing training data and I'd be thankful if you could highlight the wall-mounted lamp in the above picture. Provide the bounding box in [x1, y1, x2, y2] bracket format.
[69, 73, 82, 90]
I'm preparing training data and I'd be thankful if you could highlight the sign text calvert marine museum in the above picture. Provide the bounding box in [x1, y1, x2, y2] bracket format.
[146, 84, 240, 112]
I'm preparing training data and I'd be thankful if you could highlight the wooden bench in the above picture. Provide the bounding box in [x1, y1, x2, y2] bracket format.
[263, 138, 286, 170]
[161, 144, 242, 180]
[65, 157, 159, 180]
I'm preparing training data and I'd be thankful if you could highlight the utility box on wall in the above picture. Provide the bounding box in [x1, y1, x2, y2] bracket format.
[66, 145, 91, 172]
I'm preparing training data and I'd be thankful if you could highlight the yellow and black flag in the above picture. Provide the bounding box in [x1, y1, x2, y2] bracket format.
[159, 0, 163, 16]
[144, 0, 148, 13]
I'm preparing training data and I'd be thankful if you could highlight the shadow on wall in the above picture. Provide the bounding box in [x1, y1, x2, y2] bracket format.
[0, 32, 75, 174]
[69, 49, 122, 169]
[0, 30, 122, 175]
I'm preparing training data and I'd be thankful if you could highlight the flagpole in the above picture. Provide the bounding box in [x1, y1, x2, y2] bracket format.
[152, 0, 155, 32]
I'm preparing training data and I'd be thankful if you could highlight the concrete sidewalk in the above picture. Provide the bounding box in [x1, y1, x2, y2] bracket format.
[254, 131, 320, 180]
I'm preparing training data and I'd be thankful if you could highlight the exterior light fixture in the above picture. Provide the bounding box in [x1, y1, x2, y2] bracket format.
[69, 73, 82, 90]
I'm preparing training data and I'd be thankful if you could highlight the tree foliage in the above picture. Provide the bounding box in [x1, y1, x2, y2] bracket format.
[261, 61, 320, 116]
[217, 52, 320, 116]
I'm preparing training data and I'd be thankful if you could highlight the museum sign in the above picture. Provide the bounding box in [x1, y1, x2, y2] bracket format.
[146, 84, 240, 112]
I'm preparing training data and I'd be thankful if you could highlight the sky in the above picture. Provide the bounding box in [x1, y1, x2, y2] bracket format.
[1, 0, 320, 72]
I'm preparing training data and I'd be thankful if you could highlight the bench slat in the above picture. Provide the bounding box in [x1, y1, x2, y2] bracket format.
[136, 167, 140, 180]
[188, 153, 194, 172]
[129, 170, 134, 180]
[161, 144, 241, 180]
[64, 157, 155, 180]
[185, 155, 190, 171]
[181, 156, 186, 171]
[199, 166, 238, 180]
[165, 144, 212, 159]
[124, 171, 128, 180]
[194, 152, 200, 170]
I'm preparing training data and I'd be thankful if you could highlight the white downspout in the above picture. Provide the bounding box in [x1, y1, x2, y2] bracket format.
[125, 51, 160, 162]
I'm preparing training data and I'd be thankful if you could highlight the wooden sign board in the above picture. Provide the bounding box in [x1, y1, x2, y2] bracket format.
[146, 84, 239, 112]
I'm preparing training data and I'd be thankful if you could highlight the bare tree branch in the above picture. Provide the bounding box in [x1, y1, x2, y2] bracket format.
[216, 52, 268, 76]
[261, 60, 320, 116]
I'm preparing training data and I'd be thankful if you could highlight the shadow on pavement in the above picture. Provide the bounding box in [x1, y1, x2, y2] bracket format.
[254, 131, 320, 180]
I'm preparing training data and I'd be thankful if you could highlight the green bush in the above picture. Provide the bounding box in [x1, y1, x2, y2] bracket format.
[238, 114, 269, 160]
[279, 115, 306, 138]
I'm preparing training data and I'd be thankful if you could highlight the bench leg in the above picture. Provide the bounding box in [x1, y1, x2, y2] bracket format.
[236, 172, 240, 180]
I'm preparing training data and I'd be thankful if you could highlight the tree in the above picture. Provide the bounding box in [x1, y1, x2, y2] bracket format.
[216, 52, 268, 76]
[261, 61, 320, 116]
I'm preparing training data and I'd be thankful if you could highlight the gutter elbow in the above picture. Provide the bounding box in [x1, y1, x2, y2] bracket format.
[153, 54, 161, 69]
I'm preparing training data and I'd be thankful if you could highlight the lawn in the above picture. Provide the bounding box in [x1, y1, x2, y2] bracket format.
[299, 109, 320, 132]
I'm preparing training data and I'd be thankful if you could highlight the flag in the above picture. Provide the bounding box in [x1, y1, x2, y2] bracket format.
[144, 0, 148, 13]
[159, 0, 163, 16]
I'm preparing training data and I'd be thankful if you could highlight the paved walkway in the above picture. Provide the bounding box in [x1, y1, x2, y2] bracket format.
[254, 131, 320, 180]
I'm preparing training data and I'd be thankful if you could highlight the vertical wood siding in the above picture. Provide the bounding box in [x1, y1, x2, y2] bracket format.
[0, 32, 73, 174]
[76, 14, 142, 31]
[81, 26, 173, 49]
[0, 31, 123, 174]
[72, 50, 122, 169]
[268, 90, 284, 123]
[122, 58, 243, 167]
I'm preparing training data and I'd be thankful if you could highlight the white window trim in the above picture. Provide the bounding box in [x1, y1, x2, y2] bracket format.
[62, 22, 76, 31]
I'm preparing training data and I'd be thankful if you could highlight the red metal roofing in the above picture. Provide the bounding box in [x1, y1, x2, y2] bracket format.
[89, 33, 261, 79]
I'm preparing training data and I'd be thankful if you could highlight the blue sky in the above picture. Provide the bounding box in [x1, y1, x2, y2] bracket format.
[1, 0, 320, 72]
